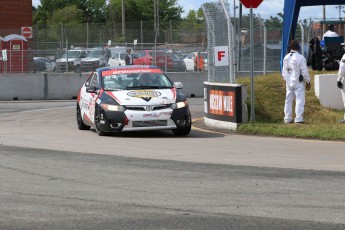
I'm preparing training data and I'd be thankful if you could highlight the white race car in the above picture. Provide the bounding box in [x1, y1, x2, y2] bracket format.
[76, 65, 192, 136]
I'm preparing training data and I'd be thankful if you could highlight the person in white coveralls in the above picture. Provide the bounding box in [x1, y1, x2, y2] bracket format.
[282, 40, 311, 124]
[336, 42, 345, 123]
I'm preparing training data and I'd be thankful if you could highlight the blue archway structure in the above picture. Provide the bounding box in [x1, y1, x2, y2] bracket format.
[281, 0, 345, 70]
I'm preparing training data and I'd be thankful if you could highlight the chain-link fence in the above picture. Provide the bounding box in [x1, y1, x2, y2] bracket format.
[0, 7, 311, 75]
[0, 19, 208, 74]
[203, 0, 235, 84]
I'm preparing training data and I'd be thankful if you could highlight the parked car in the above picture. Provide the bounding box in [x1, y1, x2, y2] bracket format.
[183, 51, 208, 71]
[76, 65, 192, 136]
[133, 50, 174, 71]
[33, 57, 56, 72]
[108, 52, 126, 66]
[56, 49, 88, 73]
[167, 52, 187, 72]
[108, 46, 133, 56]
[81, 48, 111, 72]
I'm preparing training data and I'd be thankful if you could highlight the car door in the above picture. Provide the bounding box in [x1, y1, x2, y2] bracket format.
[80, 72, 99, 124]
[88, 72, 100, 123]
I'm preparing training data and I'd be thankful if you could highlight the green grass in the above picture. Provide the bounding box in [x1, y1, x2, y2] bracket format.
[236, 71, 345, 141]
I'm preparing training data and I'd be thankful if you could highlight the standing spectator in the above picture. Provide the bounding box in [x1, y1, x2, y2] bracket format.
[307, 37, 323, 71]
[125, 48, 133, 65]
[337, 42, 345, 122]
[194, 51, 204, 72]
[282, 40, 311, 124]
[322, 24, 339, 41]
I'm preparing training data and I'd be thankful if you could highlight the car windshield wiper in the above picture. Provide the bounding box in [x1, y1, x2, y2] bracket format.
[125, 86, 153, 89]
[125, 86, 142, 89]
[150, 86, 172, 89]
[104, 88, 123, 91]
[126, 86, 173, 89]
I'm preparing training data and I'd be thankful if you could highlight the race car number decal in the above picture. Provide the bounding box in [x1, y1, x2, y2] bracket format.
[81, 101, 89, 110]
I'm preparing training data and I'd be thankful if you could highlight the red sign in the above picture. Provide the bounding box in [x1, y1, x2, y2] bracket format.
[240, 0, 263, 8]
[21, 27, 32, 39]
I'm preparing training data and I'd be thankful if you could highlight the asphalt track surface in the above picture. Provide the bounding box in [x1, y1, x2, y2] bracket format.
[0, 99, 345, 229]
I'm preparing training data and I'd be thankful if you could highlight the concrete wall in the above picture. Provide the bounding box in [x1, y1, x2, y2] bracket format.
[0, 72, 208, 101]
[314, 74, 343, 110]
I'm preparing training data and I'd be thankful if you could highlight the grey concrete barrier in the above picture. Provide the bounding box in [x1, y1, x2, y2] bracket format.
[0, 72, 208, 101]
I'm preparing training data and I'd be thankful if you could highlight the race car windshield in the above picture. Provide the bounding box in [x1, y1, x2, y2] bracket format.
[102, 73, 174, 91]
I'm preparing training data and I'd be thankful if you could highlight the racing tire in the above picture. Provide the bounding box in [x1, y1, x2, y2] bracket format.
[172, 114, 192, 136]
[94, 107, 107, 136]
[76, 104, 90, 130]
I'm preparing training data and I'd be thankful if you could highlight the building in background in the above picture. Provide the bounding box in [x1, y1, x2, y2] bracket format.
[0, 0, 32, 73]
[0, 0, 32, 37]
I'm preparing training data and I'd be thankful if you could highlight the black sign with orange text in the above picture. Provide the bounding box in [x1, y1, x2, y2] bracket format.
[204, 84, 243, 123]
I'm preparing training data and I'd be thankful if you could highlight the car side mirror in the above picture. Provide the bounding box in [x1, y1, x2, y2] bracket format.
[86, 86, 97, 93]
[174, 82, 183, 89]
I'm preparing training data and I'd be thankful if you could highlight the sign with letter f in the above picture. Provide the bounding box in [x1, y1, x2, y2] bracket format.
[214, 46, 229, 67]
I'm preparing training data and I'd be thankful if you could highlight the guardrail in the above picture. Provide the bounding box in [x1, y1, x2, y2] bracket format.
[0, 72, 208, 100]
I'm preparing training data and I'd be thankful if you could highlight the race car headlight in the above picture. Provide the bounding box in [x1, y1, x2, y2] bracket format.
[171, 101, 188, 109]
[101, 104, 126, 111]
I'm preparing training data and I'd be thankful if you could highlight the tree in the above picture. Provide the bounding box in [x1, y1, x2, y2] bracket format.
[73, 0, 107, 23]
[34, 0, 107, 24]
[107, 0, 183, 27]
[181, 8, 205, 30]
[265, 13, 284, 29]
[47, 5, 84, 26]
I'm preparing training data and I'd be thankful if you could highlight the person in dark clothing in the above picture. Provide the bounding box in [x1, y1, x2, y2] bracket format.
[125, 48, 133, 65]
[307, 37, 323, 71]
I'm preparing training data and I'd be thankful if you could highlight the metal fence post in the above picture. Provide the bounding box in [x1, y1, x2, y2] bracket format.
[250, 8, 255, 122]
[86, 22, 89, 48]
[298, 22, 304, 57]
[141, 20, 143, 51]
[263, 21, 267, 75]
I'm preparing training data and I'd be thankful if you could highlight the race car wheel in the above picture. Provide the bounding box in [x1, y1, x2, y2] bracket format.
[94, 107, 107, 136]
[76, 104, 90, 130]
[172, 114, 192, 136]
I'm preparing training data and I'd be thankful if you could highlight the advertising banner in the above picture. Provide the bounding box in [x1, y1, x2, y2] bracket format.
[204, 83, 244, 124]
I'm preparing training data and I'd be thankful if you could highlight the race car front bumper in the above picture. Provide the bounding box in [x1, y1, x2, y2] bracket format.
[97, 105, 191, 132]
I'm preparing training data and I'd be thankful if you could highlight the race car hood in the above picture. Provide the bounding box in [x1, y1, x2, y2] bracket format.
[104, 88, 177, 106]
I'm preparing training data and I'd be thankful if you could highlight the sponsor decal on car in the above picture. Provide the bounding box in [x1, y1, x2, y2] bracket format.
[127, 90, 162, 102]
[127, 90, 161, 98]
[102, 68, 162, 76]
[143, 112, 172, 117]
